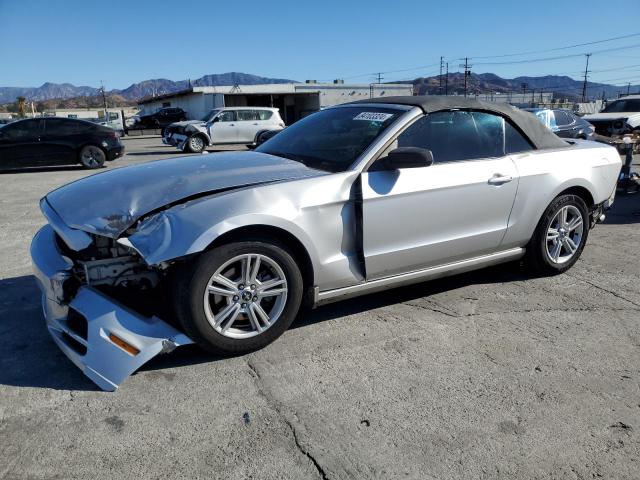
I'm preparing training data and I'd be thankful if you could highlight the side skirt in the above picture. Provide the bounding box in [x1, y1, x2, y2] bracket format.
[313, 247, 525, 306]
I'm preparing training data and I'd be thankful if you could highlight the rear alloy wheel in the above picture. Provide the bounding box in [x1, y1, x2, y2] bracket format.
[187, 135, 205, 153]
[79, 145, 106, 169]
[526, 194, 589, 274]
[174, 240, 303, 354]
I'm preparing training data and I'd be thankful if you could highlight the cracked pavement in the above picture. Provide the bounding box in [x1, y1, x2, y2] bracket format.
[0, 137, 639, 479]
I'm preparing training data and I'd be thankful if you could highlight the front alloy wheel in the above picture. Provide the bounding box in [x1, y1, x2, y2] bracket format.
[174, 239, 303, 354]
[187, 135, 205, 153]
[204, 254, 288, 339]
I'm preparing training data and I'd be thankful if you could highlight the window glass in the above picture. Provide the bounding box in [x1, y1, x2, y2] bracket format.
[217, 111, 237, 122]
[505, 121, 534, 154]
[237, 110, 260, 121]
[45, 118, 87, 135]
[256, 106, 402, 172]
[602, 99, 640, 113]
[553, 110, 572, 127]
[257, 110, 273, 120]
[0, 119, 42, 139]
[396, 110, 505, 163]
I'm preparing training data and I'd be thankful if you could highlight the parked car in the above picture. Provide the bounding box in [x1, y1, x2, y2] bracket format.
[163, 107, 285, 152]
[31, 96, 621, 390]
[255, 128, 281, 146]
[135, 107, 186, 129]
[0, 117, 124, 170]
[525, 108, 595, 140]
[584, 95, 640, 137]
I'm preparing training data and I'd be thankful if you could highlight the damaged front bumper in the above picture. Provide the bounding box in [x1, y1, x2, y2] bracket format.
[162, 133, 188, 150]
[30, 225, 192, 391]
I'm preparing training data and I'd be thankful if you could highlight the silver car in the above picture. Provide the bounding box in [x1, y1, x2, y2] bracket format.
[31, 96, 621, 390]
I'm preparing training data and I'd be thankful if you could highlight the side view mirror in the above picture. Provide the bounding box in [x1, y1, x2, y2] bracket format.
[380, 147, 433, 170]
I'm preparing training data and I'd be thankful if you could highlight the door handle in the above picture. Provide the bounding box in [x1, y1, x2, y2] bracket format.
[488, 174, 513, 185]
[252, 123, 258, 125]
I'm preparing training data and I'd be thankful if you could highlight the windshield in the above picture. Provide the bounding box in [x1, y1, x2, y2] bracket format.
[602, 99, 640, 113]
[200, 109, 220, 121]
[256, 106, 403, 172]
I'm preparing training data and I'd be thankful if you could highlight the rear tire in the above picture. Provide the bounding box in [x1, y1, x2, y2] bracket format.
[79, 145, 106, 169]
[525, 194, 589, 275]
[173, 239, 304, 355]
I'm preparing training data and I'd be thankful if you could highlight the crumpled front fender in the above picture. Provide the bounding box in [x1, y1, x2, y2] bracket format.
[122, 192, 321, 269]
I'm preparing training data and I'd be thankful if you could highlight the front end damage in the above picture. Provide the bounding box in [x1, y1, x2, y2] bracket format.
[31, 222, 192, 392]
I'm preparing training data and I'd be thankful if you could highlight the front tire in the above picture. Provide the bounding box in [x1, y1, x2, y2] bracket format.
[79, 145, 106, 169]
[526, 194, 589, 275]
[186, 135, 206, 153]
[174, 239, 304, 355]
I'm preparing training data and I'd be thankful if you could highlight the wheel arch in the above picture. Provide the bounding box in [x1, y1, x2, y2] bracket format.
[555, 185, 595, 208]
[205, 224, 315, 298]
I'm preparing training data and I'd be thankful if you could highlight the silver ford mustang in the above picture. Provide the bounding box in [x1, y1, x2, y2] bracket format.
[31, 96, 621, 390]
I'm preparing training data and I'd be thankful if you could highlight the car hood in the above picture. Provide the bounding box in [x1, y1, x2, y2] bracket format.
[169, 120, 205, 128]
[44, 151, 327, 238]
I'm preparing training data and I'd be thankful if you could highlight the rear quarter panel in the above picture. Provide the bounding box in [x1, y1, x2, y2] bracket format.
[502, 141, 621, 248]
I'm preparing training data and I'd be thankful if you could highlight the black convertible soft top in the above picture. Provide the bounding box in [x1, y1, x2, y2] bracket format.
[350, 95, 568, 150]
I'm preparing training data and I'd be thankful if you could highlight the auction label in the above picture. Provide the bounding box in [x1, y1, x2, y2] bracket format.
[353, 112, 394, 122]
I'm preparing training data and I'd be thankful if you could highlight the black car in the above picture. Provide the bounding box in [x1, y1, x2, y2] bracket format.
[0, 117, 124, 170]
[136, 107, 187, 129]
[525, 108, 595, 140]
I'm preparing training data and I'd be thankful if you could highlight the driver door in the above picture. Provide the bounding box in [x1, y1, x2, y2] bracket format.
[209, 110, 238, 144]
[361, 110, 520, 280]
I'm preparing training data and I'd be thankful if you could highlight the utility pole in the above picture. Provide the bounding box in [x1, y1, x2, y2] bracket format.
[439, 56, 444, 95]
[375, 72, 383, 84]
[627, 82, 631, 95]
[100, 81, 108, 120]
[445, 62, 449, 95]
[581, 53, 591, 103]
[459, 58, 472, 97]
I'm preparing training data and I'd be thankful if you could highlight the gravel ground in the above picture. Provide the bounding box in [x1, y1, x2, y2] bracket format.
[0, 137, 639, 480]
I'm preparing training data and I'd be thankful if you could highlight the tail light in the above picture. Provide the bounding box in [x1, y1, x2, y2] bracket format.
[106, 130, 120, 139]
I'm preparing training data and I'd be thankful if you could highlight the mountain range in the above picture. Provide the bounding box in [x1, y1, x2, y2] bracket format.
[413, 72, 639, 100]
[0, 72, 296, 104]
[2, 71, 638, 105]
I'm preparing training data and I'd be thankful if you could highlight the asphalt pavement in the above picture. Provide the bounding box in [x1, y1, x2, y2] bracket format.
[1, 136, 639, 480]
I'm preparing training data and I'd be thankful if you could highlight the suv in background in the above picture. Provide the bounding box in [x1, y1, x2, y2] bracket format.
[584, 95, 640, 138]
[163, 107, 285, 152]
[136, 107, 187, 129]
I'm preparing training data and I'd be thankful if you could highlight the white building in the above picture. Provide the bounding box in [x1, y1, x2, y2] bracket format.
[137, 81, 414, 124]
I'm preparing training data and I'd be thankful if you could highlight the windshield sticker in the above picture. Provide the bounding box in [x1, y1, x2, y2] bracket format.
[353, 112, 394, 122]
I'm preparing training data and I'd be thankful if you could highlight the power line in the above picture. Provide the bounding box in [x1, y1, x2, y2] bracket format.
[474, 42, 640, 66]
[468, 32, 640, 60]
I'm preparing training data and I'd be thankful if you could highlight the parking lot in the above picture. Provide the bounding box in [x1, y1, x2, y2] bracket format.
[1, 136, 639, 479]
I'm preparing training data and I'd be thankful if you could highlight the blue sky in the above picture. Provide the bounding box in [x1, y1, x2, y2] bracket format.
[1, 0, 640, 89]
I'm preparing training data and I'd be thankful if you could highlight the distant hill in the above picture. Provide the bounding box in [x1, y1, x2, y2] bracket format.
[412, 72, 640, 100]
[0, 72, 297, 104]
[4, 71, 639, 106]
